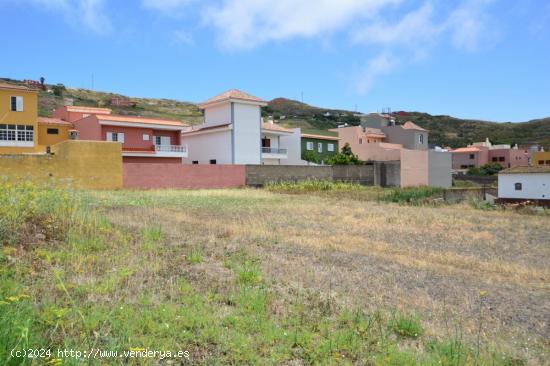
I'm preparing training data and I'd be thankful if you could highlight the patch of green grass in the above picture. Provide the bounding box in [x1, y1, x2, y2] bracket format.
[266, 179, 364, 193]
[389, 312, 424, 338]
[470, 198, 496, 211]
[186, 248, 203, 264]
[382, 186, 444, 205]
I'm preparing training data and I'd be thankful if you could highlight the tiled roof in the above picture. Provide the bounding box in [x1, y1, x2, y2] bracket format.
[65, 106, 112, 114]
[37, 117, 73, 127]
[364, 127, 386, 137]
[301, 133, 340, 141]
[0, 82, 36, 92]
[199, 89, 267, 108]
[261, 122, 293, 133]
[402, 121, 427, 131]
[452, 147, 481, 153]
[97, 114, 187, 127]
[500, 166, 550, 174]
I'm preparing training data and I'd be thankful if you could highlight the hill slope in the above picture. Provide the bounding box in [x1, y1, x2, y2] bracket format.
[2, 78, 548, 148]
[267, 98, 550, 149]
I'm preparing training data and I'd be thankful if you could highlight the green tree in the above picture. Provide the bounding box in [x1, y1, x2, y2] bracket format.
[326, 143, 362, 165]
[467, 162, 504, 176]
[52, 83, 66, 97]
[302, 150, 319, 164]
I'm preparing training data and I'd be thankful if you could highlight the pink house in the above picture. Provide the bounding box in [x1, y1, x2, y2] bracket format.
[451, 138, 530, 170]
[488, 148, 529, 168]
[73, 114, 188, 163]
[451, 146, 489, 169]
[53, 105, 112, 123]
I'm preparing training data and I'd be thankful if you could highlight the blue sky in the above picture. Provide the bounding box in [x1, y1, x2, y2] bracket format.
[1, 0, 549, 122]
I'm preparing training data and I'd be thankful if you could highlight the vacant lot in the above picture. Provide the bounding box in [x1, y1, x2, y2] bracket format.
[1, 185, 548, 365]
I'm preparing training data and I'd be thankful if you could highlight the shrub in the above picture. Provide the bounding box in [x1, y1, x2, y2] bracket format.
[265, 180, 363, 193]
[326, 143, 362, 165]
[467, 162, 503, 176]
[382, 186, 444, 205]
[389, 313, 423, 338]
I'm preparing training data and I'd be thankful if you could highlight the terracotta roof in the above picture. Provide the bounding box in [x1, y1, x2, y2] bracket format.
[199, 89, 267, 108]
[65, 106, 112, 114]
[301, 133, 340, 141]
[452, 147, 481, 153]
[37, 117, 73, 127]
[0, 82, 36, 92]
[182, 123, 231, 134]
[364, 127, 386, 137]
[500, 166, 550, 174]
[261, 122, 293, 133]
[97, 115, 187, 128]
[402, 121, 427, 131]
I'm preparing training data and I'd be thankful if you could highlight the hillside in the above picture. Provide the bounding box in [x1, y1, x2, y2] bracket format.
[267, 98, 550, 149]
[2, 77, 548, 148]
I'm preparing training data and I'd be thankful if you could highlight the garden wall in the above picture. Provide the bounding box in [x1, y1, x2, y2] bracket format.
[123, 163, 246, 189]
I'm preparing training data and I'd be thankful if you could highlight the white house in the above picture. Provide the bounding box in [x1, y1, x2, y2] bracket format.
[498, 166, 550, 202]
[181, 89, 304, 165]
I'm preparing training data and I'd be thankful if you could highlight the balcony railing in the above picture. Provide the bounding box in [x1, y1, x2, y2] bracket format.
[155, 144, 187, 153]
[262, 147, 287, 154]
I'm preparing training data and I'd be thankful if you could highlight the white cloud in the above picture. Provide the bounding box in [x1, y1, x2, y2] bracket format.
[202, 0, 402, 49]
[355, 53, 397, 94]
[446, 0, 495, 51]
[26, 0, 111, 34]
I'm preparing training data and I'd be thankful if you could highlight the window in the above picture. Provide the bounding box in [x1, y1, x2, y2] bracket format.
[328, 143, 334, 152]
[209, 159, 217, 165]
[499, 157, 505, 162]
[359, 138, 363, 144]
[82, 114, 90, 118]
[515, 182, 522, 191]
[192, 161, 199, 164]
[47, 128, 59, 135]
[154, 136, 170, 146]
[492, 157, 498, 162]
[539, 160, 544, 165]
[419, 134, 424, 144]
[460, 165, 468, 169]
[0, 124, 33, 143]
[10, 96, 23, 112]
[317, 142, 323, 153]
[143, 134, 150, 141]
[107, 132, 124, 143]
[546, 160, 550, 165]
[469, 154, 475, 159]
[306, 141, 313, 150]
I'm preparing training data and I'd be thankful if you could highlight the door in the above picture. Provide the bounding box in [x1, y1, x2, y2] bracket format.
[262, 138, 271, 148]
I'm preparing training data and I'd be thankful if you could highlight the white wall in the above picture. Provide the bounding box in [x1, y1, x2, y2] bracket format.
[181, 129, 232, 164]
[498, 174, 550, 199]
[233, 103, 261, 164]
[279, 128, 305, 165]
[204, 103, 231, 127]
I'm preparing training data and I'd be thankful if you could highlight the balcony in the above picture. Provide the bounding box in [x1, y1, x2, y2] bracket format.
[122, 144, 188, 158]
[154, 144, 188, 157]
[261, 147, 288, 159]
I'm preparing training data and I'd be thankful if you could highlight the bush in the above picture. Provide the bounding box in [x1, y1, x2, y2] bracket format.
[326, 143, 362, 165]
[382, 186, 444, 204]
[467, 162, 503, 176]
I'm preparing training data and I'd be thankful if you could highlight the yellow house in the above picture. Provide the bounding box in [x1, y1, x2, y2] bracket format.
[0, 83, 39, 154]
[37, 117, 74, 147]
[532, 151, 550, 166]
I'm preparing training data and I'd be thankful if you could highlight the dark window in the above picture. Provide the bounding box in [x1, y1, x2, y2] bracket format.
[539, 160, 544, 165]
[460, 165, 468, 169]
[10, 96, 17, 111]
[469, 154, 475, 159]
[546, 160, 550, 165]
[515, 182, 522, 191]
[47, 128, 59, 135]
[192, 161, 199, 164]
[492, 157, 498, 162]
[261, 138, 270, 148]
[209, 159, 217, 165]
[499, 157, 505, 162]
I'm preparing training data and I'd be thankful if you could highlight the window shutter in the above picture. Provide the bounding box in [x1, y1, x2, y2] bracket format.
[119, 133, 125, 143]
[106, 132, 113, 141]
[16, 97, 24, 112]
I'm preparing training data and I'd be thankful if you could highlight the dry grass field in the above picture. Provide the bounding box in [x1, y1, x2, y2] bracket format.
[1, 184, 548, 365]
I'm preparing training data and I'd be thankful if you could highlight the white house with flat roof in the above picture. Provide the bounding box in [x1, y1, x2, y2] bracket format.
[181, 89, 303, 165]
[498, 166, 550, 202]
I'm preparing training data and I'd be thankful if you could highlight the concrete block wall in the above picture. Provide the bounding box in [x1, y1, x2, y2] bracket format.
[333, 164, 375, 185]
[245, 165, 333, 186]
